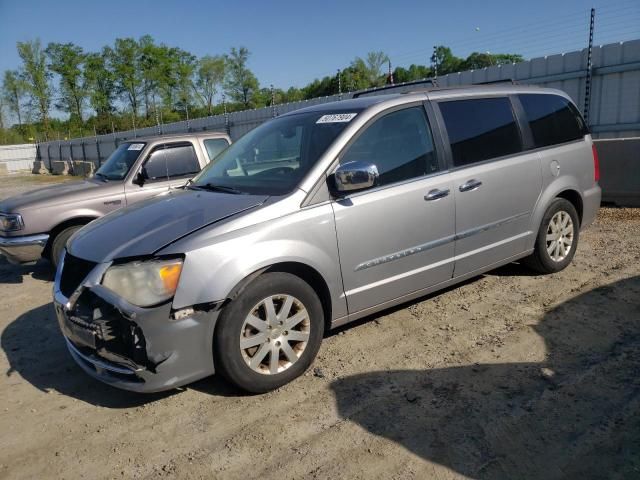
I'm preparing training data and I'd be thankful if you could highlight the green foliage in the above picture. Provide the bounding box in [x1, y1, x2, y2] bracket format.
[2, 70, 26, 126]
[1, 39, 524, 145]
[224, 47, 260, 108]
[46, 42, 87, 123]
[195, 55, 225, 115]
[16, 39, 52, 134]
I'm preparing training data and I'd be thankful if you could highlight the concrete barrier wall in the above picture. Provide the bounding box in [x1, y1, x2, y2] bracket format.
[594, 137, 640, 207]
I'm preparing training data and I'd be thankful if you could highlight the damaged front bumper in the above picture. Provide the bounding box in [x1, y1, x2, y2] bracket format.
[53, 261, 220, 393]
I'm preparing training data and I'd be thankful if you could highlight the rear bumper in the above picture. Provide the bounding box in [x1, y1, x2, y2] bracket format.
[0, 233, 49, 263]
[581, 185, 602, 228]
[54, 277, 219, 393]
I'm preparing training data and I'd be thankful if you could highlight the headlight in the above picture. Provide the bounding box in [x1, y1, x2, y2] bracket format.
[0, 213, 24, 232]
[102, 258, 183, 307]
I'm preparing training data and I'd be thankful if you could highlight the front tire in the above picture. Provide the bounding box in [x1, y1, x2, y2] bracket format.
[214, 272, 324, 393]
[525, 198, 579, 274]
[50, 225, 82, 269]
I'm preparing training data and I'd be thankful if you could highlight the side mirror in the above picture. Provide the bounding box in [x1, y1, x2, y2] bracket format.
[133, 170, 146, 187]
[331, 161, 379, 193]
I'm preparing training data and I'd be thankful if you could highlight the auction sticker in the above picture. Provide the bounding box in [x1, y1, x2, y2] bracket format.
[128, 143, 145, 150]
[316, 113, 358, 124]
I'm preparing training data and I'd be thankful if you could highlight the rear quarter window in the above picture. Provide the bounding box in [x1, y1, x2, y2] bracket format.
[518, 94, 588, 148]
[439, 97, 522, 167]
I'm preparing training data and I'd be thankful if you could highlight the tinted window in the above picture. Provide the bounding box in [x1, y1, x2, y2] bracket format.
[519, 94, 587, 148]
[203, 138, 229, 160]
[143, 144, 200, 181]
[94, 142, 145, 181]
[440, 97, 522, 167]
[341, 106, 438, 186]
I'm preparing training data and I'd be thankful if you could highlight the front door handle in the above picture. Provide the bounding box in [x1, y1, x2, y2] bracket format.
[459, 179, 482, 192]
[424, 188, 450, 201]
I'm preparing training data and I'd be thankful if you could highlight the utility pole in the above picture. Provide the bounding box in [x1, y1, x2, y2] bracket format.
[388, 59, 394, 85]
[431, 46, 438, 79]
[337, 69, 342, 100]
[271, 84, 277, 117]
[223, 94, 230, 137]
[583, 8, 595, 125]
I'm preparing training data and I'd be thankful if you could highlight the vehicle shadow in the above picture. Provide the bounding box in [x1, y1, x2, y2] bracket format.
[330, 276, 640, 479]
[0, 257, 53, 284]
[1, 302, 237, 407]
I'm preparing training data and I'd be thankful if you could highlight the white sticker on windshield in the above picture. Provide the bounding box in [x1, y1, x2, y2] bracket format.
[316, 113, 357, 124]
[128, 143, 145, 151]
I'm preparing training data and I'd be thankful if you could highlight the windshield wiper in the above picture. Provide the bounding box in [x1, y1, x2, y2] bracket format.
[192, 183, 245, 195]
[94, 172, 109, 182]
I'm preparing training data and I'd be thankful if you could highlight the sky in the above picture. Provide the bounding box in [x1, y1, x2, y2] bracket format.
[0, 0, 638, 93]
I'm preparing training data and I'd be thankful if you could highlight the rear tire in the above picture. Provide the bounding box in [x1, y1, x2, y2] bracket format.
[524, 198, 579, 274]
[214, 272, 324, 393]
[51, 225, 82, 269]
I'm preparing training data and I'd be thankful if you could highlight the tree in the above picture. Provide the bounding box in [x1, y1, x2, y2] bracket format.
[2, 70, 25, 127]
[195, 55, 225, 115]
[174, 49, 196, 119]
[224, 47, 259, 108]
[84, 48, 116, 133]
[352, 51, 390, 87]
[432, 46, 463, 75]
[110, 38, 142, 116]
[46, 42, 86, 123]
[16, 39, 52, 134]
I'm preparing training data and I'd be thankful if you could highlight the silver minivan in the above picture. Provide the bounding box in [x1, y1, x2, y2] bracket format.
[53, 85, 601, 393]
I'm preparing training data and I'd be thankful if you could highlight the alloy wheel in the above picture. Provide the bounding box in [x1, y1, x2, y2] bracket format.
[240, 295, 311, 375]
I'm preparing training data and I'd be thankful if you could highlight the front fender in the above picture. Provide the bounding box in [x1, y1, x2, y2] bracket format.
[169, 203, 347, 320]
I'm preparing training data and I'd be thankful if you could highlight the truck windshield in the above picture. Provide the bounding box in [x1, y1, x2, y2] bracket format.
[94, 142, 146, 181]
[191, 110, 361, 195]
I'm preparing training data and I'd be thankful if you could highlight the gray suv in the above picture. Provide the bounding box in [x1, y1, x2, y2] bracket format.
[0, 132, 230, 266]
[53, 85, 601, 393]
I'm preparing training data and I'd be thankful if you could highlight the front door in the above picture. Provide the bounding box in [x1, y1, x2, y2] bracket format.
[332, 105, 455, 314]
[436, 96, 543, 277]
[125, 142, 202, 205]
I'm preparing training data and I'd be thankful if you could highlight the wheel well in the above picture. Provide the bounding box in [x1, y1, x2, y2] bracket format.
[228, 262, 332, 332]
[43, 217, 96, 259]
[556, 190, 583, 226]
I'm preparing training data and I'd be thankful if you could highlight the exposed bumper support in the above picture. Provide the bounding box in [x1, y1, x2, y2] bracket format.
[0, 233, 49, 264]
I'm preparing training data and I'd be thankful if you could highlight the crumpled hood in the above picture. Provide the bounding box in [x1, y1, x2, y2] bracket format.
[67, 188, 268, 262]
[0, 179, 103, 211]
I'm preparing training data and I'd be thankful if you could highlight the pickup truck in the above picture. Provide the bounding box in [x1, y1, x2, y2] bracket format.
[0, 131, 230, 267]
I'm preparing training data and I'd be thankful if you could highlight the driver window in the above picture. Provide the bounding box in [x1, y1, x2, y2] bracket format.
[143, 143, 200, 182]
[340, 106, 438, 187]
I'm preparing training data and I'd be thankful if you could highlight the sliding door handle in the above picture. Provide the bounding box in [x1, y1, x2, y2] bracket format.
[424, 188, 450, 201]
[459, 179, 482, 192]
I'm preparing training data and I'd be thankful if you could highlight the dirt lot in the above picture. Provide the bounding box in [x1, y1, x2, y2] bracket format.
[1, 176, 639, 479]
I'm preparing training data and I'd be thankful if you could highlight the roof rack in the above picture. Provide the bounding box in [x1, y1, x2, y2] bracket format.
[475, 78, 518, 85]
[352, 78, 439, 98]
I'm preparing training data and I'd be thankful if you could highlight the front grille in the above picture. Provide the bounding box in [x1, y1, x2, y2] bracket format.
[59, 252, 97, 298]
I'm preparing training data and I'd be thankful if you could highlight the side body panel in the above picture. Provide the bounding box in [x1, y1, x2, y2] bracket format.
[449, 151, 542, 276]
[331, 175, 455, 313]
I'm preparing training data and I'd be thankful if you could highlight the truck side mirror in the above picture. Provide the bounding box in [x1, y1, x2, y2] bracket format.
[133, 170, 146, 187]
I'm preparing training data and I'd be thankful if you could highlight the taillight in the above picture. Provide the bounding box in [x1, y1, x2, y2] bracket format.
[592, 144, 600, 182]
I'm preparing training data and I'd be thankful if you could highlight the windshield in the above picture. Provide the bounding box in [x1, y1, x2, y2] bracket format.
[191, 110, 361, 195]
[95, 142, 146, 181]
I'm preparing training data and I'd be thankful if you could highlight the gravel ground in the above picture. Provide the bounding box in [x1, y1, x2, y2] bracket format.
[1, 176, 639, 479]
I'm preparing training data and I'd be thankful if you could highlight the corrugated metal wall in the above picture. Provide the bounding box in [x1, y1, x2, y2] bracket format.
[32, 39, 640, 167]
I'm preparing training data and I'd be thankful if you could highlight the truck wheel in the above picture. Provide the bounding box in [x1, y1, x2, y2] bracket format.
[51, 225, 82, 269]
[525, 198, 579, 274]
[214, 272, 324, 393]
